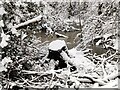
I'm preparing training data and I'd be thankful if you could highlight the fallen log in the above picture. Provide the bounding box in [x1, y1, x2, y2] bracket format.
[12, 15, 43, 29]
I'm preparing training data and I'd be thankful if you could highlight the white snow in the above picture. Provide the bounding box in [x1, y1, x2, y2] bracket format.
[68, 48, 95, 70]
[64, 19, 71, 24]
[0, 20, 4, 27]
[0, 1, 2, 4]
[42, 23, 47, 28]
[60, 51, 71, 61]
[0, 7, 7, 15]
[7, 23, 13, 29]
[0, 63, 7, 72]
[1, 57, 12, 66]
[11, 28, 20, 37]
[103, 33, 113, 41]
[94, 35, 102, 40]
[113, 38, 118, 50]
[47, 27, 53, 34]
[0, 32, 10, 48]
[0, 39, 8, 48]
[42, 23, 53, 34]
[21, 32, 27, 40]
[49, 40, 66, 51]
[59, 47, 94, 70]
[68, 48, 77, 57]
[96, 39, 102, 46]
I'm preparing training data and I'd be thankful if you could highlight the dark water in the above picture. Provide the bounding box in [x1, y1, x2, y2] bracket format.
[27, 30, 81, 49]
[27, 29, 107, 55]
[89, 45, 107, 55]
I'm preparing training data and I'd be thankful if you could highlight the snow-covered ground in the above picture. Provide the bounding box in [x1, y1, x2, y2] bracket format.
[68, 48, 95, 72]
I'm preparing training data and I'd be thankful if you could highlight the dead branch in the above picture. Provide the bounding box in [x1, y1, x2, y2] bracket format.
[103, 72, 119, 81]
[70, 73, 106, 86]
[101, 57, 108, 77]
[21, 69, 62, 75]
[55, 32, 68, 38]
[93, 51, 117, 62]
[99, 79, 118, 88]
[80, 75, 106, 86]
[11, 0, 56, 30]
[48, 72, 55, 88]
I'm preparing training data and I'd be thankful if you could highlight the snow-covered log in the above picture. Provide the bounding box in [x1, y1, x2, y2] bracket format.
[12, 15, 43, 29]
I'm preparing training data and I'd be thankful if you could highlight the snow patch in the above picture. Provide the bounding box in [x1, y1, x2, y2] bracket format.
[60, 51, 71, 61]
[0, 1, 2, 4]
[47, 27, 53, 34]
[7, 23, 13, 29]
[103, 33, 113, 40]
[0, 33, 10, 48]
[113, 38, 118, 50]
[0, 7, 7, 15]
[0, 20, 4, 27]
[68, 48, 77, 57]
[0, 63, 7, 72]
[96, 40, 102, 46]
[68, 48, 95, 70]
[21, 32, 27, 40]
[1, 57, 12, 66]
[11, 28, 20, 37]
[68, 48, 84, 57]
[49, 40, 66, 51]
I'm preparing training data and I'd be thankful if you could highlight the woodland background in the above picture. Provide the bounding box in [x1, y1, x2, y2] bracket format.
[0, 0, 120, 89]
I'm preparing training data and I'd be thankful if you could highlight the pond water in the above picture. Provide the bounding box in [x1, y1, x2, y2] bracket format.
[28, 30, 81, 49]
[25, 17, 108, 55]
[89, 45, 107, 55]
[27, 30, 107, 55]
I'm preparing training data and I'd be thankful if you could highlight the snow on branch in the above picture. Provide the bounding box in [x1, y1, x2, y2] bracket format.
[55, 32, 68, 38]
[0, 31, 10, 48]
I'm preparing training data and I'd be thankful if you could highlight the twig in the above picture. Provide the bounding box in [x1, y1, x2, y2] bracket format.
[101, 57, 107, 78]
[21, 69, 62, 75]
[48, 72, 55, 88]
[71, 73, 106, 86]
[19, 77, 31, 86]
[92, 51, 117, 62]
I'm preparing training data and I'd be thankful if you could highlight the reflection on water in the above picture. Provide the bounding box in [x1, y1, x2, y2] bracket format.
[27, 30, 107, 55]
[27, 30, 81, 49]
